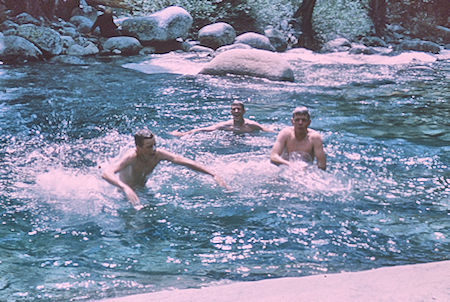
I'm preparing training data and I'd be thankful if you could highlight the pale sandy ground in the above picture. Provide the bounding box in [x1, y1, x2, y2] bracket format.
[98, 260, 449, 302]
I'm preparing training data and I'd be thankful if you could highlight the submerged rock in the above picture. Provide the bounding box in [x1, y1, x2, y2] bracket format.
[199, 48, 294, 82]
[399, 40, 441, 54]
[49, 55, 88, 65]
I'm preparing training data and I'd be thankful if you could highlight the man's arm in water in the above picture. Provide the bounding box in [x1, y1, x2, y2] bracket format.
[101, 150, 142, 208]
[246, 119, 276, 132]
[270, 129, 290, 166]
[159, 149, 228, 188]
[313, 133, 326, 170]
[169, 121, 229, 137]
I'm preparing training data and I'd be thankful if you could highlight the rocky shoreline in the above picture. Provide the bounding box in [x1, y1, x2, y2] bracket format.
[98, 260, 450, 302]
[1, 3, 449, 80]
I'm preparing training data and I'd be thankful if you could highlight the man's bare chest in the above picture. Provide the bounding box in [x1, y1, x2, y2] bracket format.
[286, 135, 313, 154]
[132, 158, 158, 176]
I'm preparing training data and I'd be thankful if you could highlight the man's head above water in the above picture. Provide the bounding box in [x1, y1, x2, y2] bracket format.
[231, 100, 245, 110]
[292, 106, 310, 120]
[134, 129, 154, 147]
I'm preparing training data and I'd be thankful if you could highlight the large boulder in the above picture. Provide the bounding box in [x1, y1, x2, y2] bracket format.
[59, 26, 79, 38]
[434, 26, 450, 44]
[60, 35, 76, 50]
[189, 45, 214, 54]
[14, 13, 41, 26]
[70, 5, 98, 22]
[321, 37, 352, 52]
[69, 15, 94, 34]
[264, 26, 287, 52]
[66, 41, 98, 56]
[0, 34, 42, 64]
[121, 6, 192, 44]
[0, 20, 19, 32]
[361, 36, 388, 47]
[15, 24, 63, 56]
[199, 48, 294, 82]
[198, 22, 236, 50]
[49, 55, 88, 65]
[398, 39, 441, 54]
[235, 32, 275, 51]
[215, 43, 252, 55]
[348, 43, 378, 55]
[102, 36, 143, 55]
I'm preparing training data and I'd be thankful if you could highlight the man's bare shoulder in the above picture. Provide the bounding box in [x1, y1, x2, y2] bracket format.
[121, 148, 138, 160]
[279, 126, 294, 136]
[244, 118, 264, 128]
[155, 148, 176, 161]
[307, 129, 323, 140]
[274, 127, 293, 143]
[215, 120, 233, 129]
[107, 148, 137, 169]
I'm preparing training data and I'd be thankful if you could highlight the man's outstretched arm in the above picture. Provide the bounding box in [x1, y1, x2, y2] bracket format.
[101, 151, 141, 208]
[249, 120, 276, 133]
[169, 122, 227, 137]
[160, 150, 228, 188]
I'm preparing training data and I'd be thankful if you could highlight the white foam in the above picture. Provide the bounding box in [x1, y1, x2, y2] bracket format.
[35, 168, 119, 215]
[123, 52, 209, 75]
[207, 156, 352, 200]
[284, 48, 437, 65]
[124, 48, 442, 77]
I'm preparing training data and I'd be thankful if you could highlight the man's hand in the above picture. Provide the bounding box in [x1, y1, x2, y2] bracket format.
[169, 130, 183, 137]
[214, 175, 229, 190]
[123, 186, 142, 210]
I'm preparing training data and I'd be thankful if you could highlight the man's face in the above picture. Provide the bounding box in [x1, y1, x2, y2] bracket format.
[138, 137, 156, 156]
[291, 114, 311, 130]
[231, 105, 245, 118]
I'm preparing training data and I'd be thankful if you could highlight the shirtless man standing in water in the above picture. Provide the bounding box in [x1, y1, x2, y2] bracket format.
[270, 106, 326, 170]
[102, 129, 227, 209]
[170, 101, 273, 136]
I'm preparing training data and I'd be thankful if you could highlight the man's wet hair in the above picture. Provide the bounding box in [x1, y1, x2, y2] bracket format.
[134, 129, 154, 147]
[292, 106, 310, 119]
[231, 100, 245, 110]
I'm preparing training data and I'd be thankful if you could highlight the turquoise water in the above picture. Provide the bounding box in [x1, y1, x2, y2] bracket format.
[0, 50, 449, 301]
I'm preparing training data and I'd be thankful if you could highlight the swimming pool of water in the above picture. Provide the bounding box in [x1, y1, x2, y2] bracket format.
[0, 50, 449, 301]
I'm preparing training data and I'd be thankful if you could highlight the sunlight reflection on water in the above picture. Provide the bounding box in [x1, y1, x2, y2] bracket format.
[0, 48, 448, 301]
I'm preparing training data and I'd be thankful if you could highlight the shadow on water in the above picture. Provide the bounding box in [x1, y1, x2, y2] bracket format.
[0, 52, 448, 300]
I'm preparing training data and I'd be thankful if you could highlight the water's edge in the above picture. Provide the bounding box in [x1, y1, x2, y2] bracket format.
[96, 260, 450, 302]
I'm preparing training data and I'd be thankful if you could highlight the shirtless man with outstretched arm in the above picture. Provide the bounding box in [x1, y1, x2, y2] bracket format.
[270, 106, 326, 170]
[170, 101, 273, 136]
[102, 129, 227, 209]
